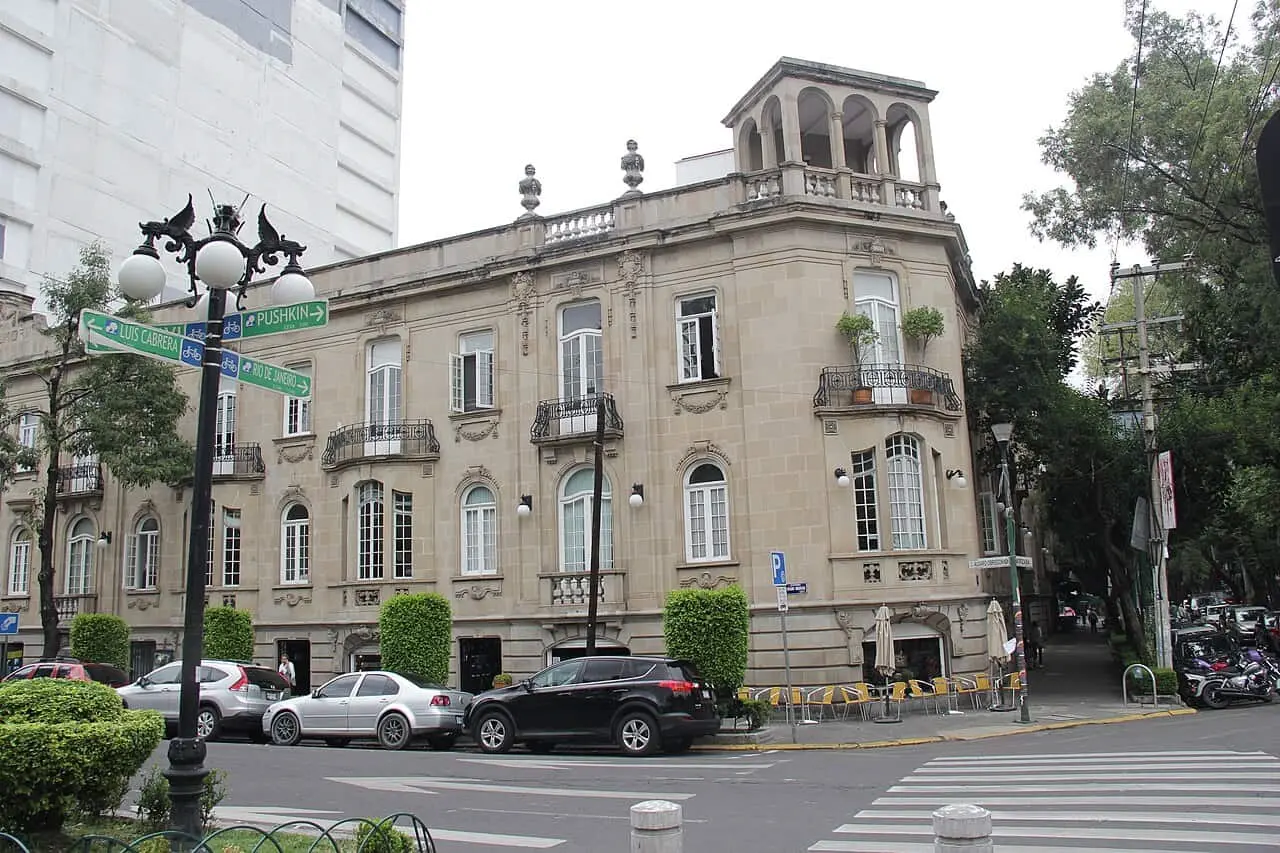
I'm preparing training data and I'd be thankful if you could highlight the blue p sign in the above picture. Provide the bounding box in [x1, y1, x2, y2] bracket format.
[771, 551, 786, 587]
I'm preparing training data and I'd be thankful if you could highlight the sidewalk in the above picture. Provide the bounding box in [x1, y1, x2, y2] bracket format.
[701, 629, 1190, 750]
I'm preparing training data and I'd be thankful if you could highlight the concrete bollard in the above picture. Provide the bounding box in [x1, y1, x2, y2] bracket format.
[933, 803, 993, 851]
[631, 799, 682, 853]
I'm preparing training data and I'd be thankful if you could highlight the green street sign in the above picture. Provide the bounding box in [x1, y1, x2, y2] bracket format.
[236, 355, 312, 399]
[79, 310, 204, 369]
[238, 300, 328, 340]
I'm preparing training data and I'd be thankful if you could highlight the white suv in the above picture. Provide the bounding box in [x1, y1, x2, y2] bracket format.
[117, 659, 289, 741]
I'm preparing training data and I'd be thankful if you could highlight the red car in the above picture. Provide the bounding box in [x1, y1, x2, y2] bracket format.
[2, 658, 129, 688]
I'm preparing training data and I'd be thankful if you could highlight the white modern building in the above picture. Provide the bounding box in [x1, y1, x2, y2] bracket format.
[0, 0, 404, 299]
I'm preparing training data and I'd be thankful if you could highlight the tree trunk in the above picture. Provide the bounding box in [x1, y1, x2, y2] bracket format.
[37, 371, 61, 659]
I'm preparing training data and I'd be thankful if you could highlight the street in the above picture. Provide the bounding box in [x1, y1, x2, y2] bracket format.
[164, 704, 1280, 852]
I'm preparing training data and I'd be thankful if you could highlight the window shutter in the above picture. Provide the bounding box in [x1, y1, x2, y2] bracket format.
[477, 350, 494, 408]
[677, 317, 700, 381]
[710, 309, 722, 377]
[123, 535, 136, 589]
[449, 353, 464, 413]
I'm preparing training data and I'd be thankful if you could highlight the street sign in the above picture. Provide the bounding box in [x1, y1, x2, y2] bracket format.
[785, 583, 808, 595]
[81, 310, 311, 398]
[154, 300, 328, 343]
[968, 556, 1034, 571]
[0, 613, 18, 635]
[771, 551, 787, 587]
[775, 586, 788, 613]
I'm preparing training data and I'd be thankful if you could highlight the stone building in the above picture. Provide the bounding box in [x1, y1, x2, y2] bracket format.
[0, 58, 1001, 694]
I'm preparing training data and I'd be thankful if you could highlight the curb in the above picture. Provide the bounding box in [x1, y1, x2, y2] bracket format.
[691, 707, 1197, 752]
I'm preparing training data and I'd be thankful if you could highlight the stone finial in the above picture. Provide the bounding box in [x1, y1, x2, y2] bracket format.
[621, 139, 645, 195]
[518, 164, 542, 219]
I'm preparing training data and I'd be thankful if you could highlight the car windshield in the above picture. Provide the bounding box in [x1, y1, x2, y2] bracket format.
[243, 667, 289, 690]
[1235, 608, 1265, 621]
[395, 672, 445, 690]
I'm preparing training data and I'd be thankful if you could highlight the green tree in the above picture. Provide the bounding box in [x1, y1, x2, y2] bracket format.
[27, 243, 193, 656]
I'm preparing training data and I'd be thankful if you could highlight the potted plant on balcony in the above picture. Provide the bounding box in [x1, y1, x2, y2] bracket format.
[835, 311, 879, 404]
[901, 306, 945, 405]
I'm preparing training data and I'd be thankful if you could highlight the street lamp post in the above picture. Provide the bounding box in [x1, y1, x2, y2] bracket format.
[117, 196, 312, 841]
[991, 422, 1032, 725]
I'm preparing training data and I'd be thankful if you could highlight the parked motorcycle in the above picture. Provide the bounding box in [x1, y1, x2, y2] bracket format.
[1195, 654, 1276, 709]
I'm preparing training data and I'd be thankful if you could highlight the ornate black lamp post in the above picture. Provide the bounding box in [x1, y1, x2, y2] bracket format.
[116, 196, 312, 841]
[991, 422, 1033, 724]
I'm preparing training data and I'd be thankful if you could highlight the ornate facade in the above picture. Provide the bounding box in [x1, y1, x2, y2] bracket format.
[0, 58, 1004, 694]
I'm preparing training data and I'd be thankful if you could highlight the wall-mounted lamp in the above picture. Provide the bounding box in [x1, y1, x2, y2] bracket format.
[516, 495, 533, 517]
[97, 531, 112, 550]
[834, 467, 851, 488]
[945, 469, 968, 489]
[629, 484, 645, 508]
[1023, 526, 1034, 541]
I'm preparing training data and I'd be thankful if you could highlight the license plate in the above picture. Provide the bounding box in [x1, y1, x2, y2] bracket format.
[455, 715, 464, 725]
[265, 691, 281, 700]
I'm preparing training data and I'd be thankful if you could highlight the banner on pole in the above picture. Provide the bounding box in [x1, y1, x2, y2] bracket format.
[1157, 450, 1177, 530]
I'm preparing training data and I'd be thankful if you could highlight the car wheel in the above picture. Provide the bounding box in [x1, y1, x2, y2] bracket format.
[616, 710, 660, 756]
[663, 737, 693, 755]
[377, 712, 412, 751]
[271, 711, 302, 746]
[475, 712, 514, 754]
[526, 740, 555, 754]
[324, 737, 351, 748]
[196, 705, 222, 741]
[427, 735, 457, 751]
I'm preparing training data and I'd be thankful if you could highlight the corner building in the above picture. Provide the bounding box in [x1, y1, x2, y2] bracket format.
[0, 58, 997, 694]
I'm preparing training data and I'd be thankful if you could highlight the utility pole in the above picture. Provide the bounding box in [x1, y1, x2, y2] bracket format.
[1108, 260, 1192, 670]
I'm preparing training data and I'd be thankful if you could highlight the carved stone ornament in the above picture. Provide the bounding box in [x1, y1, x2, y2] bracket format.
[621, 139, 645, 195]
[678, 570, 735, 590]
[278, 443, 314, 464]
[863, 562, 882, 583]
[670, 383, 729, 415]
[853, 236, 895, 268]
[279, 484, 305, 507]
[456, 465, 500, 497]
[0, 601, 28, 613]
[674, 440, 731, 472]
[899, 560, 933, 582]
[138, 499, 157, 516]
[365, 308, 401, 328]
[454, 419, 499, 443]
[454, 584, 501, 601]
[835, 610, 865, 665]
[126, 596, 158, 611]
[510, 272, 536, 356]
[617, 251, 644, 339]
[956, 602, 969, 625]
[909, 603, 934, 620]
[518, 164, 542, 218]
[274, 591, 312, 607]
[354, 587, 381, 607]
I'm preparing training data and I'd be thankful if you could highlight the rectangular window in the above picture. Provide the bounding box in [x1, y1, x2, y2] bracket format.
[393, 491, 413, 579]
[851, 449, 881, 551]
[282, 508, 311, 585]
[450, 330, 495, 413]
[205, 501, 217, 587]
[221, 509, 241, 587]
[283, 364, 312, 436]
[358, 483, 385, 580]
[8, 536, 30, 595]
[676, 293, 721, 382]
[16, 412, 37, 471]
[979, 492, 999, 555]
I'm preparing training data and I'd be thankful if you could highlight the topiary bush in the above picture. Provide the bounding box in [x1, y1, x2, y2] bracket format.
[69, 612, 130, 669]
[355, 819, 415, 853]
[663, 585, 750, 697]
[0, 678, 164, 832]
[379, 593, 452, 685]
[203, 606, 254, 661]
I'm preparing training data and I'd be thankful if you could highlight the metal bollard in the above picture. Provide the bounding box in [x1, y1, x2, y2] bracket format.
[933, 803, 993, 851]
[631, 800, 682, 853]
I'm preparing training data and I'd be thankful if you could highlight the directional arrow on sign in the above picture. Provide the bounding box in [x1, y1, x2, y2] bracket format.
[154, 299, 329, 343]
[0, 614, 18, 635]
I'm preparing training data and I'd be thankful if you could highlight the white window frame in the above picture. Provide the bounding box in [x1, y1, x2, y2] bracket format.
[851, 448, 881, 552]
[854, 271, 905, 404]
[125, 517, 160, 590]
[684, 462, 730, 562]
[357, 481, 385, 580]
[214, 381, 237, 475]
[886, 434, 928, 550]
[450, 330, 495, 413]
[205, 500, 217, 587]
[559, 301, 604, 400]
[7, 530, 30, 595]
[65, 518, 94, 595]
[282, 363, 312, 436]
[221, 508, 241, 587]
[676, 293, 722, 383]
[366, 339, 403, 455]
[16, 412, 37, 471]
[978, 491, 999, 556]
[461, 484, 498, 575]
[559, 468, 612, 573]
[392, 491, 413, 579]
[281, 503, 311, 585]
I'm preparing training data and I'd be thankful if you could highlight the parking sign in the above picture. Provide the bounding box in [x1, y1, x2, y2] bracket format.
[771, 551, 787, 587]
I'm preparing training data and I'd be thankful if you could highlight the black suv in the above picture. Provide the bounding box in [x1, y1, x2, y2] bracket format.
[464, 656, 720, 756]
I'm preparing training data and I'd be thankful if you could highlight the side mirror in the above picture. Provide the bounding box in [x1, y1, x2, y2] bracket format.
[521, 679, 534, 692]
[311, 690, 322, 699]
[137, 676, 151, 687]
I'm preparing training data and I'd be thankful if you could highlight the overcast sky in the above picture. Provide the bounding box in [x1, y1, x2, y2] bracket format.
[396, 0, 1217, 304]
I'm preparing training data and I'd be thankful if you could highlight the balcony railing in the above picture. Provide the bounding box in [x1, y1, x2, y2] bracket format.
[321, 420, 441, 469]
[55, 463, 103, 497]
[813, 363, 963, 412]
[530, 393, 624, 444]
[540, 570, 627, 608]
[55, 594, 97, 623]
[212, 443, 266, 478]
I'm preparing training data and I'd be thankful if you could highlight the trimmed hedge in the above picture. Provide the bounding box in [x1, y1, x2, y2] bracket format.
[0, 679, 164, 832]
[69, 613, 130, 669]
[662, 585, 750, 695]
[202, 606, 254, 661]
[379, 593, 452, 685]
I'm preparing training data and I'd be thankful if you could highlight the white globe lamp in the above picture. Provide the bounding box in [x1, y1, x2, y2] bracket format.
[194, 290, 210, 318]
[516, 502, 531, 517]
[195, 239, 245, 290]
[270, 262, 315, 305]
[117, 253, 166, 302]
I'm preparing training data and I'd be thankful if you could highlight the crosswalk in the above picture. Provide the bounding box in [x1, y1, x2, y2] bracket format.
[223, 752, 782, 850]
[809, 749, 1280, 852]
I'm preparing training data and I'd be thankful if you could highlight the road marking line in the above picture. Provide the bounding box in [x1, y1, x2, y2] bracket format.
[326, 776, 695, 800]
[874, 795, 1275, 808]
[832, 823, 1280, 845]
[927, 749, 1267, 762]
[430, 828, 565, 848]
[854, 809, 1280, 828]
[812, 844, 1192, 853]
[456, 758, 774, 770]
[901, 771, 1280, 782]
[890, 782, 1280, 793]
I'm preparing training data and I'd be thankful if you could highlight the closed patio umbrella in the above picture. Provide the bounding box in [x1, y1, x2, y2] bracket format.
[874, 604, 896, 720]
[987, 598, 1012, 710]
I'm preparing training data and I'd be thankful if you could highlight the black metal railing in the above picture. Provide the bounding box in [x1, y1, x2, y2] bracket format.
[813, 363, 963, 411]
[211, 443, 266, 477]
[54, 463, 103, 496]
[530, 393, 625, 442]
[321, 419, 441, 468]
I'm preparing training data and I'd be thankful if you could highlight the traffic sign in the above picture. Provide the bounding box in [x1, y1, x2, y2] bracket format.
[771, 551, 787, 587]
[154, 300, 328, 343]
[775, 586, 788, 613]
[0, 613, 18, 635]
[785, 583, 808, 595]
[968, 556, 1034, 571]
[236, 355, 311, 398]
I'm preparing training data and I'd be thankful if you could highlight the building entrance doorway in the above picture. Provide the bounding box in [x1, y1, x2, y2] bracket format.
[460, 637, 502, 694]
[276, 639, 311, 695]
[129, 641, 156, 682]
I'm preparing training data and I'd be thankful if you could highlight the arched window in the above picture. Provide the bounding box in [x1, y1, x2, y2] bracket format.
[65, 518, 95, 595]
[7, 529, 31, 596]
[357, 482, 385, 580]
[461, 485, 498, 575]
[684, 462, 730, 562]
[125, 517, 160, 590]
[281, 504, 311, 585]
[886, 435, 927, 549]
[559, 468, 612, 573]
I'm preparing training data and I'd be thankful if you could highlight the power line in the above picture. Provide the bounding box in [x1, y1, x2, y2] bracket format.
[1111, 0, 1151, 271]
[1187, 0, 1238, 181]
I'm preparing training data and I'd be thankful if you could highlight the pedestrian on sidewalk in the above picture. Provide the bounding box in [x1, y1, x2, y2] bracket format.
[1028, 621, 1044, 668]
[1088, 609, 1099, 633]
[278, 652, 296, 695]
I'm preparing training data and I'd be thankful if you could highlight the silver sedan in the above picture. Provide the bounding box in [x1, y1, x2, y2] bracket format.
[263, 670, 472, 750]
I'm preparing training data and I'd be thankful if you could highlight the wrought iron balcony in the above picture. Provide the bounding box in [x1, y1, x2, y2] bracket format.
[55, 463, 104, 497]
[212, 443, 267, 479]
[321, 419, 441, 469]
[54, 594, 98, 624]
[813, 363, 962, 412]
[530, 393, 624, 444]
